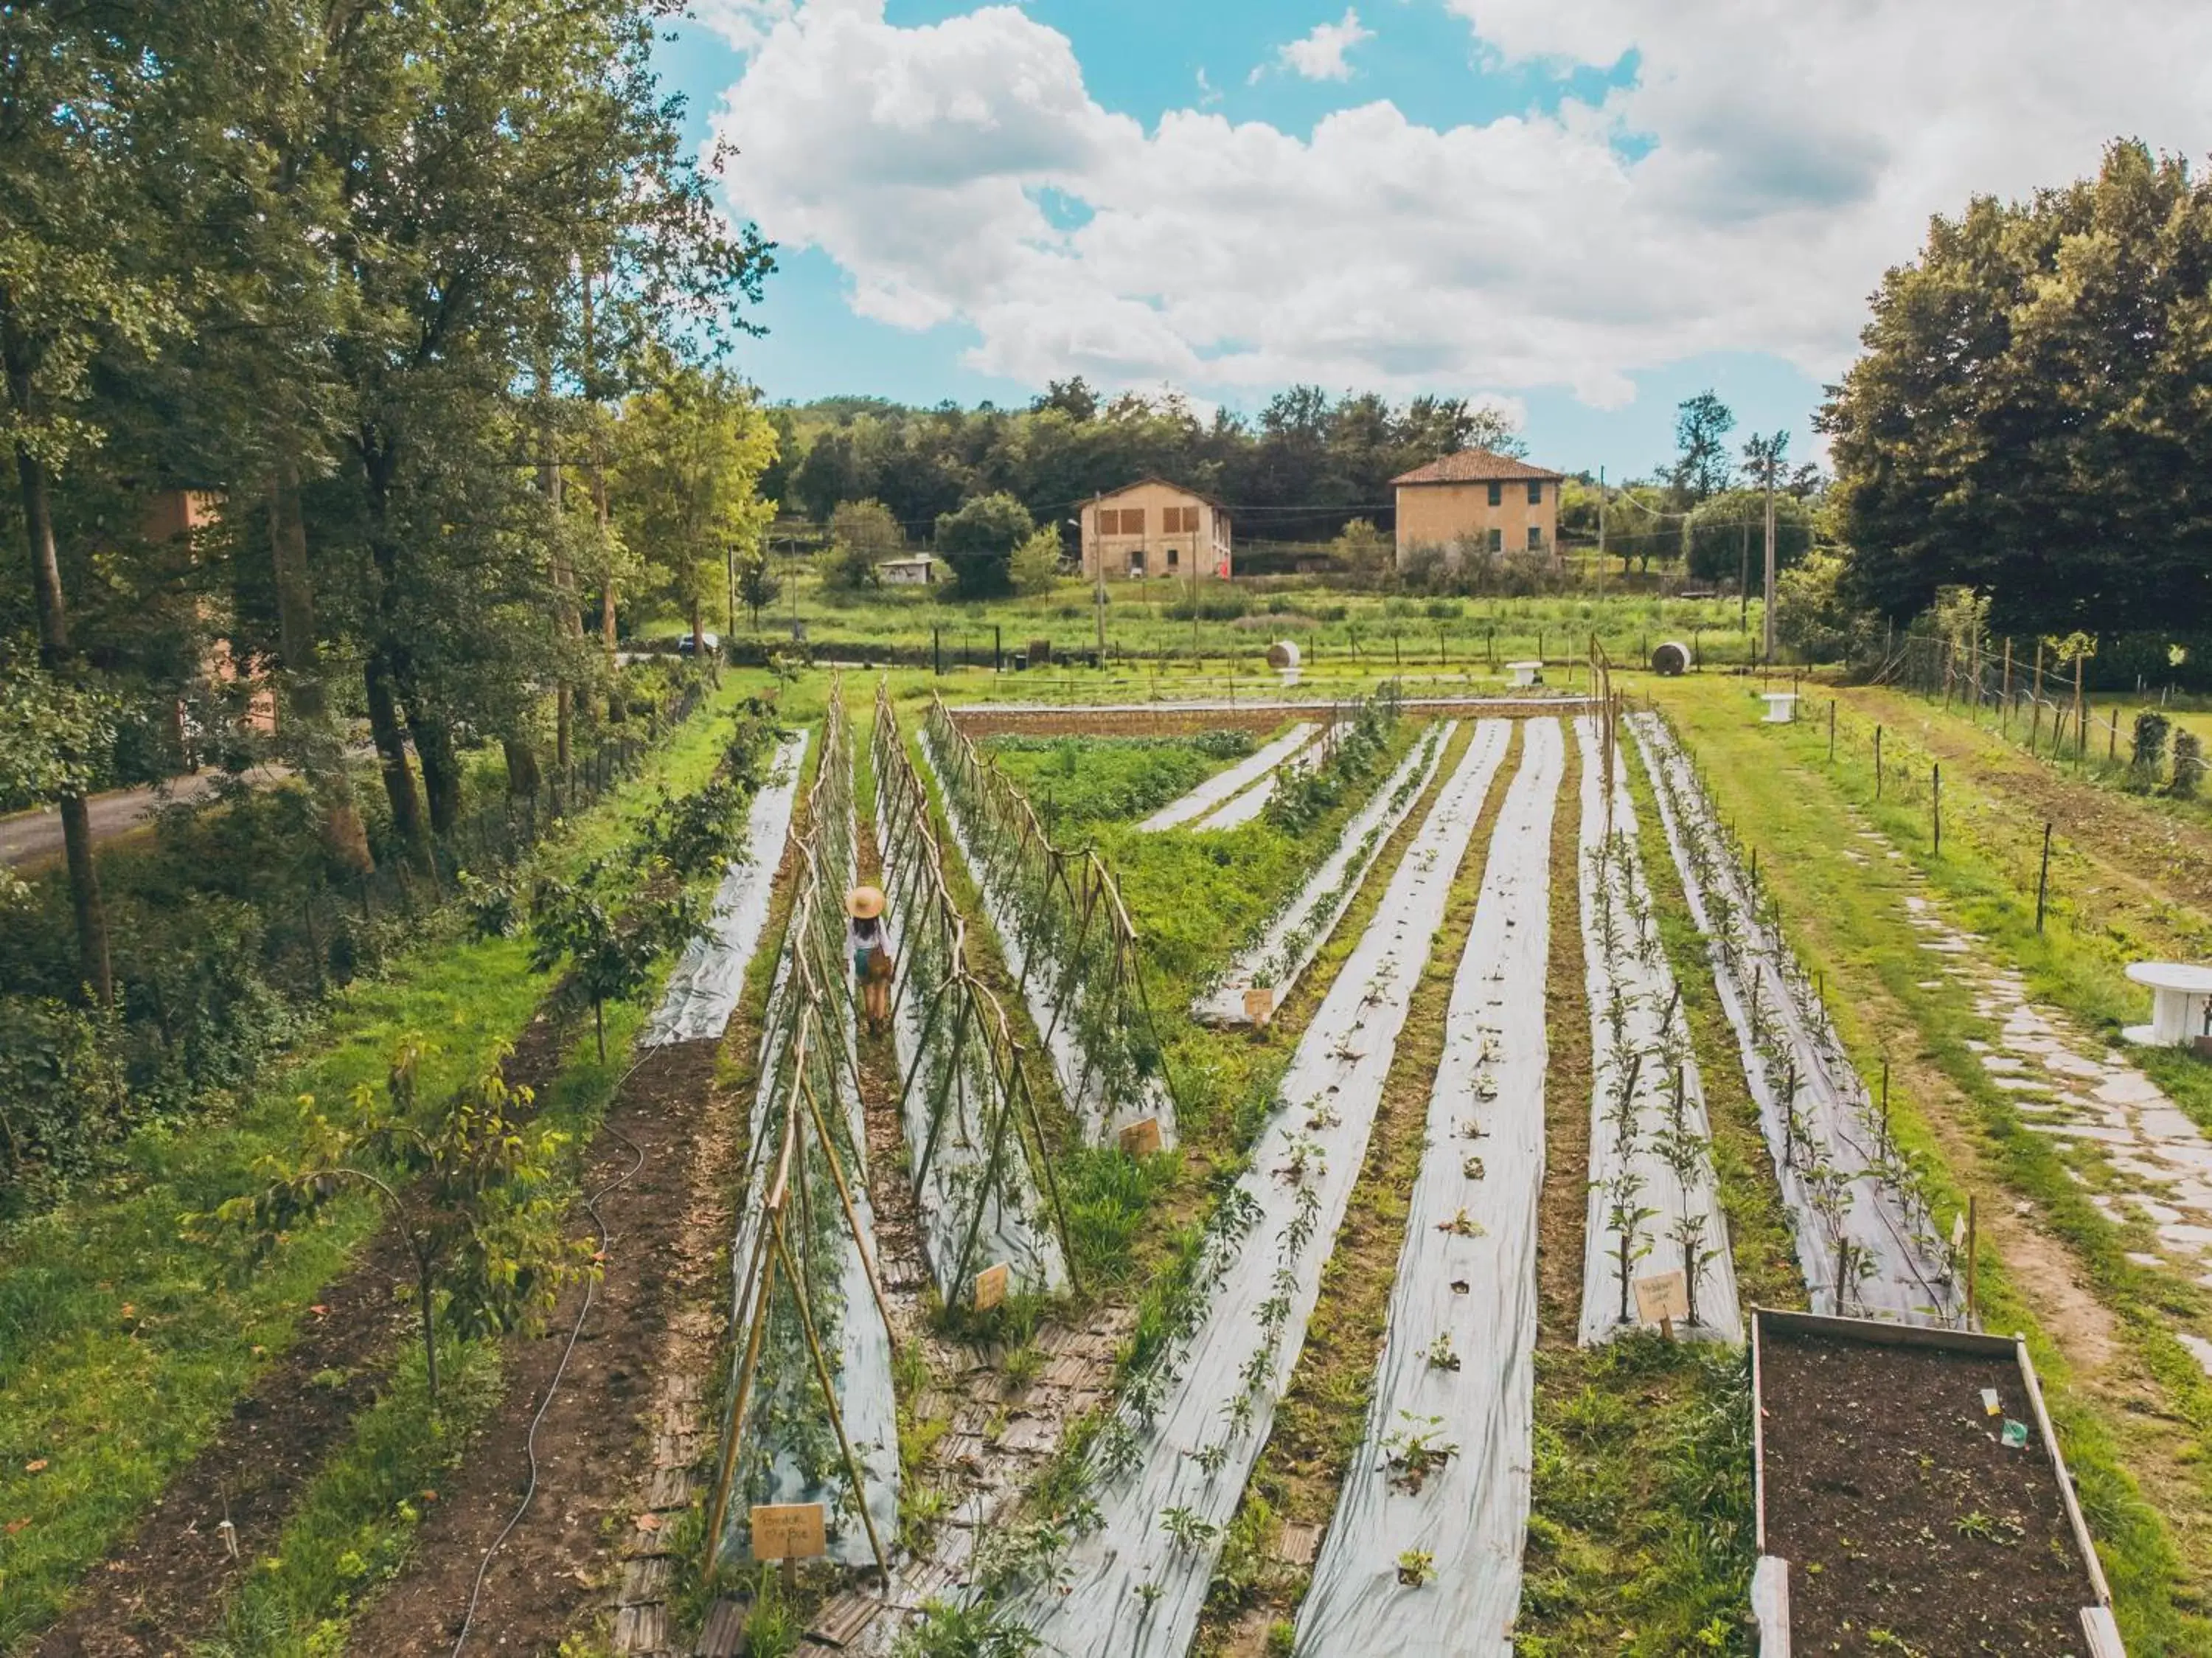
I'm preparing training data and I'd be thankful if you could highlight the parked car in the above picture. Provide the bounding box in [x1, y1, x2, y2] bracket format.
[677, 631, 720, 656]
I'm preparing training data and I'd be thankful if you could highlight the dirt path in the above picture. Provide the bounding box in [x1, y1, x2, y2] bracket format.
[31, 1010, 571, 1658]
[341, 1036, 738, 1656]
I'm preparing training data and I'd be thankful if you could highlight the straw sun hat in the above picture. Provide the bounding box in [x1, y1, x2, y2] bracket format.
[846, 885, 886, 920]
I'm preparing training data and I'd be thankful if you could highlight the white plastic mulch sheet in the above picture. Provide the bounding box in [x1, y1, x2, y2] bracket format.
[1015, 721, 1514, 1658]
[1573, 717, 1742, 1345]
[643, 730, 808, 1047]
[1189, 729, 1326, 830]
[1194, 724, 1455, 1026]
[721, 718, 900, 1569]
[919, 740, 1176, 1147]
[872, 785, 1069, 1300]
[1632, 712, 1960, 1324]
[1293, 719, 1562, 1658]
[1137, 722, 1319, 832]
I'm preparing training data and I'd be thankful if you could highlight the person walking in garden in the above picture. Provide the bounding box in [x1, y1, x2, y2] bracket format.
[848, 884, 892, 1034]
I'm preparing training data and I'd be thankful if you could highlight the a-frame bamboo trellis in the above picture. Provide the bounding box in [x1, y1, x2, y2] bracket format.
[705, 683, 897, 1581]
[920, 696, 1183, 1145]
[871, 682, 1077, 1305]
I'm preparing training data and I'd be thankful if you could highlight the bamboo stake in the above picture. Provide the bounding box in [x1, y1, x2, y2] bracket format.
[771, 1215, 891, 1581]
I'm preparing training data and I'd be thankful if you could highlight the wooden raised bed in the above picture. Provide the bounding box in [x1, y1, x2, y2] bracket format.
[1750, 1308, 2121, 1656]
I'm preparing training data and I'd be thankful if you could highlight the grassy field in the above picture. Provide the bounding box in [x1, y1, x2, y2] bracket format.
[0, 684, 745, 1645]
[704, 565, 1765, 677]
[1650, 671, 2212, 1653]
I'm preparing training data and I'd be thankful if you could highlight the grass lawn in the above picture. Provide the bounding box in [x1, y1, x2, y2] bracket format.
[727, 567, 1764, 677]
[1650, 670, 2212, 1654]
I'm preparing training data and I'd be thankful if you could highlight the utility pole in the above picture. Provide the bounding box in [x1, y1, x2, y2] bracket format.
[1597, 466, 1607, 594]
[1738, 521, 1750, 634]
[1761, 460, 1778, 664]
[1744, 429, 1787, 663]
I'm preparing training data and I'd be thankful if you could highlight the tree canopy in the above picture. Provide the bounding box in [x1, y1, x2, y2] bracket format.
[0, 0, 773, 1006]
[777, 381, 1526, 547]
[1820, 139, 2212, 634]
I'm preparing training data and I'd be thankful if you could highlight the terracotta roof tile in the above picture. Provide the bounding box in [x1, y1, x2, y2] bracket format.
[1391, 448, 1565, 485]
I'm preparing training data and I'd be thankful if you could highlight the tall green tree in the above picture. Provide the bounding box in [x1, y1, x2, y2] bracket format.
[0, 4, 184, 1002]
[616, 353, 780, 653]
[935, 492, 1034, 600]
[1667, 391, 1736, 507]
[1822, 139, 2212, 634]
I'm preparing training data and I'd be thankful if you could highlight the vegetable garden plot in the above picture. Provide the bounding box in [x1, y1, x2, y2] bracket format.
[1573, 716, 1741, 1345]
[641, 729, 809, 1047]
[1007, 721, 1515, 1658]
[922, 698, 1180, 1147]
[1293, 718, 1562, 1658]
[1189, 731, 1324, 831]
[1137, 721, 1320, 831]
[1753, 1311, 2116, 1657]
[1194, 721, 1455, 1026]
[1632, 712, 1962, 1325]
[706, 688, 900, 1575]
[870, 684, 1074, 1305]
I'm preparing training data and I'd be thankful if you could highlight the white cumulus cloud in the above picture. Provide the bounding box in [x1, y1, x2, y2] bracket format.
[1259, 9, 1375, 84]
[707, 0, 2212, 418]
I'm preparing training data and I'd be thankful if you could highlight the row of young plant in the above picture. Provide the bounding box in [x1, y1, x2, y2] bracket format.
[1573, 715, 1741, 1344]
[1631, 712, 1962, 1323]
[1292, 718, 1564, 1654]
[870, 682, 1075, 1305]
[1195, 715, 1453, 1024]
[460, 696, 790, 1060]
[956, 723, 1518, 1658]
[706, 684, 902, 1578]
[920, 696, 1180, 1145]
[1138, 721, 1318, 833]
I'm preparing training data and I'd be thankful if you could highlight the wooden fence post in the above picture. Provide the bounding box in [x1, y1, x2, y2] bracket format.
[1932, 763, 1941, 855]
[1874, 724, 1884, 799]
[2036, 822, 2053, 934]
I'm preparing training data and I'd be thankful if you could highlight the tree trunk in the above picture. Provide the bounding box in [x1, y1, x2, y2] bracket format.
[583, 270, 622, 723]
[270, 434, 372, 873]
[58, 794, 112, 1005]
[502, 737, 542, 798]
[364, 647, 426, 853]
[407, 701, 462, 837]
[691, 599, 704, 658]
[14, 434, 112, 1005]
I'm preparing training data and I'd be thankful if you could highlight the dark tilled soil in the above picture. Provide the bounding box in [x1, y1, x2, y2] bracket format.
[343, 1036, 736, 1654]
[1759, 1331, 2096, 1656]
[34, 1010, 572, 1658]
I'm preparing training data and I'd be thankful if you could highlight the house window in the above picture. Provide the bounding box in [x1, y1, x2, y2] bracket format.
[1121, 507, 1145, 535]
[1166, 547, 1179, 569]
[1164, 505, 1200, 533]
[1128, 548, 1145, 575]
[1527, 480, 1543, 505]
[1487, 482, 1503, 507]
[1487, 527, 1503, 554]
[1527, 525, 1544, 552]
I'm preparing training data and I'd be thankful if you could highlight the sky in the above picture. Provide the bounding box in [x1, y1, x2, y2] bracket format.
[657, 0, 2212, 482]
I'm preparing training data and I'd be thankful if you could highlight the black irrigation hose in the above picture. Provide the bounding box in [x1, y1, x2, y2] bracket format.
[451, 1062, 652, 1658]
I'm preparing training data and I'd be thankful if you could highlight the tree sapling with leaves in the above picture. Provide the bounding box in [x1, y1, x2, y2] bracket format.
[211, 1044, 583, 1404]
